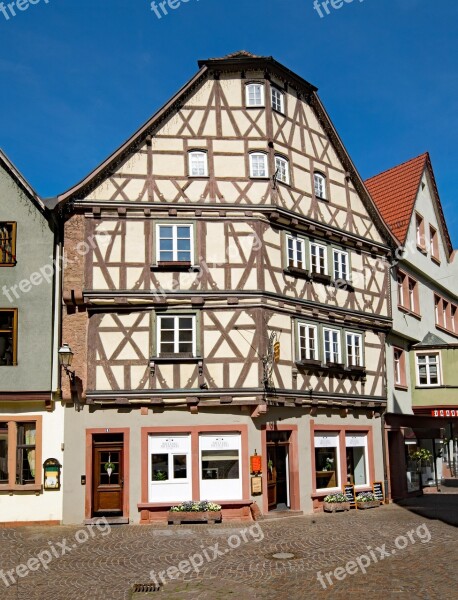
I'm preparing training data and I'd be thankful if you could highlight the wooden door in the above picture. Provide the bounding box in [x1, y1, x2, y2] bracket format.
[92, 443, 123, 515]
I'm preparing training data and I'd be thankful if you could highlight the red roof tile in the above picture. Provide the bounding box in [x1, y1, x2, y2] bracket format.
[365, 153, 428, 245]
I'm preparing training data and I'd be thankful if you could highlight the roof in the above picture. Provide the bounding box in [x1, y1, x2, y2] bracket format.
[365, 152, 453, 255]
[0, 149, 46, 213]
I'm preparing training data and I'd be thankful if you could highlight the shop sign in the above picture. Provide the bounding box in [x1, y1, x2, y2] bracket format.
[251, 476, 262, 495]
[432, 409, 458, 418]
[250, 454, 262, 473]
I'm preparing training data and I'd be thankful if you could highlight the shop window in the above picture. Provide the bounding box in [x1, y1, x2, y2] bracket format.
[0, 222, 16, 265]
[0, 309, 17, 366]
[286, 235, 305, 270]
[157, 315, 196, 357]
[314, 433, 340, 491]
[0, 418, 41, 490]
[346, 434, 368, 487]
[148, 435, 191, 503]
[0, 422, 8, 483]
[200, 434, 242, 501]
[416, 353, 441, 387]
[156, 224, 193, 264]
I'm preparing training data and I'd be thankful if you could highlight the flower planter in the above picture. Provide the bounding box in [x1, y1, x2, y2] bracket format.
[323, 501, 351, 513]
[356, 501, 380, 510]
[167, 511, 222, 525]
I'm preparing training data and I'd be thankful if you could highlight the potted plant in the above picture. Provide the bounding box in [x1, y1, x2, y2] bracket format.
[355, 492, 379, 509]
[410, 448, 433, 491]
[104, 461, 115, 478]
[323, 492, 351, 512]
[167, 500, 222, 524]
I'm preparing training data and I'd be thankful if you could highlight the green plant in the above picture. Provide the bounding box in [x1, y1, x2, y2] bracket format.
[153, 471, 167, 481]
[356, 492, 377, 503]
[104, 462, 115, 473]
[324, 493, 347, 503]
[169, 501, 222, 513]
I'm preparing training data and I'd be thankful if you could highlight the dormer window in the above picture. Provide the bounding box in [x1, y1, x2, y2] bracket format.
[314, 172, 327, 200]
[246, 83, 264, 107]
[249, 152, 268, 178]
[188, 151, 208, 177]
[271, 87, 284, 113]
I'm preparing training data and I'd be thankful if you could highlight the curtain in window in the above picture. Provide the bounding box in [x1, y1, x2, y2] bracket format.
[25, 424, 36, 478]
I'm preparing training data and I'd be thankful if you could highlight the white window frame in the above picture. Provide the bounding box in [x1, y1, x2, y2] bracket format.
[323, 328, 342, 364]
[246, 83, 265, 107]
[199, 433, 243, 501]
[346, 332, 363, 367]
[394, 348, 402, 386]
[275, 155, 290, 185]
[310, 241, 328, 275]
[286, 235, 305, 269]
[188, 151, 208, 177]
[271, 87, 284, 113]
[148, 435, 192, 503]
[298, 323, 319, 361]
[345, 433, 369, 489]
[314, 432, 340, 493]
[156, 224, 194, 264]
[416, 353, 441, 387]
[157, 315, 196, 357]
[314, 172, 327, 200]
[333, 249, 349, 281]
[249, 152, 268, 178]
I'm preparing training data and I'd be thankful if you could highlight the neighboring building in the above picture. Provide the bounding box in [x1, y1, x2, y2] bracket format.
[0, 150, 63, 524]
[55, 51, 395, 524]
[366, 152, 458, 499]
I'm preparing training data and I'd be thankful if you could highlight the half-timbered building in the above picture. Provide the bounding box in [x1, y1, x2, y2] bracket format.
[56, 52, 395, 523]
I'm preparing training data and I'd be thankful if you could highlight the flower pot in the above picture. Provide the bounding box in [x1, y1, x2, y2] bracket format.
[323, 501, 351, 513]
[356, 501, 380, 510]
[167, 511, 222, 524]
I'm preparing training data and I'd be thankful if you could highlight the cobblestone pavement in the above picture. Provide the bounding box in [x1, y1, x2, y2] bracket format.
[1, 498, 457, 600]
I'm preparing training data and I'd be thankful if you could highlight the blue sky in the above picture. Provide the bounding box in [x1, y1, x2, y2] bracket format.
[1, 0, 457, 244]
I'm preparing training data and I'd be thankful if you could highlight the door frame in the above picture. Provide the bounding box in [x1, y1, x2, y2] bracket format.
[261, 425, 299, 514]
[85, 428, 130, 521]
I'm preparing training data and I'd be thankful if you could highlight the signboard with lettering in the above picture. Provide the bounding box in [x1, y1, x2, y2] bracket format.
[372, 481, 385, 504]
[432, 409, 458, 418]
[251, 476, 262, 495]
[344, 484, 356, 507]
[250, 454, 262, 474]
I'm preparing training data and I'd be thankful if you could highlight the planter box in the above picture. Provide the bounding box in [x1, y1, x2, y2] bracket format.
[323, 501, 351, 513]
[356, 501, 380, 510]
[167, 511, 222, 525]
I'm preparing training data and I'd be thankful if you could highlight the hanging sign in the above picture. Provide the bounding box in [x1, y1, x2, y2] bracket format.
[251, 476, 262, 495]
[250, 454, 262, 474]
[43, 458, 61, 491]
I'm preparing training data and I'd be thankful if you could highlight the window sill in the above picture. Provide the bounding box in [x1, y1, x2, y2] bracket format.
[431, 255, 441, 266]
[0, 484, 42, 493]
[188, 176, 209, 180]
[151, 262, 198, 272]
[150, 355, 203, 364]
[398, 305, 422, 320]
[311, 272, 332, 285]
[276, 180, 291, 188]
[0, 263, 16, 267]
[284, 267, 310, 280]
[249, 176, 270, 181]
[246, 105, 265, 110]
[272, 108, 285, 117]
[415, 384, 442, 389]
[417, 245, 428, 255]
[436, 324, 458, 339]
[296, 359, 322, 369]
[314, 195, 328, 202]
[394, 384, 409, 391]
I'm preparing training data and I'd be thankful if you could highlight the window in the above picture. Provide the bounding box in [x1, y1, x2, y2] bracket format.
[0, 309, 17, 366]
[394, 347, 407, 388]
[188, 151, 208, 177]
[286, 235, 305, 269]
[157, 315, 196, 357]
[0, 222, 16, 265]
[246, 83, 264, 107]
[435, 294, 458, 335]
[315, 433, 340, 491]
[200, 434, 242, 500]
[0, 418, 41, 490]
[397, 270, 419, 315]
[416, 353, 440, 386]
[271, 87, 284, 113]
[323, 328, 342, 364]
[346, 434, 369, 487]
[148, 435, 191, 502]
[298, 323, 318, 361]
[429, 226, 439, 262]
[310, 242, 327, 275]
[452, 305, 457, 334]
[314, 172, 326, 200]
[156, 224, 193, 264]
[275, 155, 290, 185]
[333, 249, 349, 281]
[416, 213, 425, 249]
[346, 333, 363, 367]
[249, 153, 268, 178]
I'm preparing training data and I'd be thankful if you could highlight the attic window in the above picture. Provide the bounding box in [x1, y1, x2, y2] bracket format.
[246, 83, 264, 107]
[0, 223, 16, 266]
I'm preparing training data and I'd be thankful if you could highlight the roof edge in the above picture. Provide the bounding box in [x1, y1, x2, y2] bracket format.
[0, 149, 46, 213]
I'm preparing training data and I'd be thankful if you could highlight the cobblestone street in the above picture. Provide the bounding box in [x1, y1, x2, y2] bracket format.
[1, 496, 457, 599]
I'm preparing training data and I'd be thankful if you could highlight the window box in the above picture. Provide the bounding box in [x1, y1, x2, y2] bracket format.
[326, 362, 345, 371]
[284, 266, 310, 279]
[356, 500, 379, 510]
[323, 501, 351, 513]
[167, 510, 222, 524]
[152, 261, 194, 272]
[348, 365, 366, 374]
[311, 272, 331, 284]
[296, 358, 322, 369]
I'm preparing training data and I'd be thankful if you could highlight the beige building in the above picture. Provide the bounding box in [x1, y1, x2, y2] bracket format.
[55, 52, 395, 524]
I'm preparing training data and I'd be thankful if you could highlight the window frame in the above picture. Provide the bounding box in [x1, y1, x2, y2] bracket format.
[332, 248, 350, 282]
[434, 293, 458, 337]
[314, 432, 341, 493]
[297, 322, 319, 362]
[156, 314, 197, 358]
[345, 433, 370, 489]
[415, 352, 442, 387]
[286, 234, 306, 270]
[415, 212, 426, 251]
[0, 416, 42, 492]
[313, 172, 327, 200]
[429, 225, 440, 263]
[274, 155, 290, 185]
[0, 222, 17, 266]
[245, 82, 265, 108]
[249, 152, 269, 179]
[397, 269, 420, 316]
[0, 308, 18, 367]
[188, 150, 209, 178]
[323, 327, 342, 365]
[310, 241, 328, 275]
[155, 223, 194, 265]
[345, 332, 364, 368]
[271, 86, 285, 113]
[393, 347, 407, 389]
